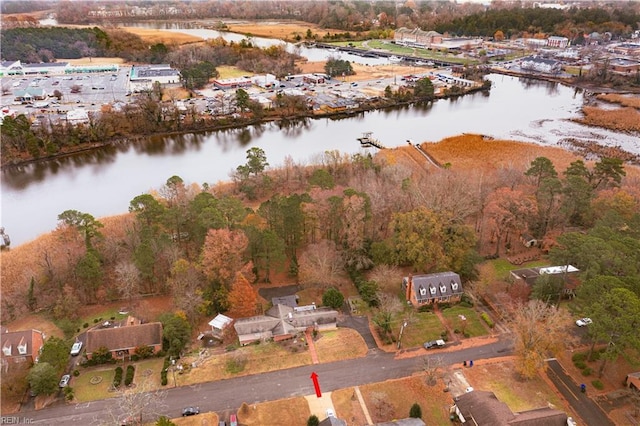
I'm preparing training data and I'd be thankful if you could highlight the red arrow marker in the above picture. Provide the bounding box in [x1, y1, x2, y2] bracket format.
[310, 371, 322, 397]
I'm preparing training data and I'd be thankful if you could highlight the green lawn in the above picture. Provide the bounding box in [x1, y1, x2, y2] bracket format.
[489, 258, 549, 281]
[365, 40, 477, 65]
[439, 305, 488, 338]
[80, 309, 129, 330]
[397, 311, 446, 348]
[73, 365, 117, 402]
[72, 358, 166, 402]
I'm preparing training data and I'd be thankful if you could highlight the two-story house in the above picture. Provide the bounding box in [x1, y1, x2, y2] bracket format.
[0, 329, 45, 369]
[402, 272, 463, 308]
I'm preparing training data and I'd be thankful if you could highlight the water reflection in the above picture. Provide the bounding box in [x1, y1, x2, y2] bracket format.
[4, 74, 640, 246]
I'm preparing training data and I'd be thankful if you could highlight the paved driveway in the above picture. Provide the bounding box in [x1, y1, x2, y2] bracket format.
[337, 315, 377, 350]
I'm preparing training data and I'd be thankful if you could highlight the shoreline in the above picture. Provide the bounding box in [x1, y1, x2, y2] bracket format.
[0, 85, 490, 171]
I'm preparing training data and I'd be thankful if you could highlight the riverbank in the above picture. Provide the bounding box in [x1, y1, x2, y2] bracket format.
[0, 74, 488, 171]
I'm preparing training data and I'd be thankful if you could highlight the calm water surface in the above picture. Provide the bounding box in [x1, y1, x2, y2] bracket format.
[4, 29, 640, 246]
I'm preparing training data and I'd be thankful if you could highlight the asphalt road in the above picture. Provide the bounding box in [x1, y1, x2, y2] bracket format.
[22, 336, 513, 425]
[546, 358, 614, 426]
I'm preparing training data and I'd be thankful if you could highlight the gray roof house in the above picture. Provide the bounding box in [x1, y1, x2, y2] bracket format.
[233, 304, 338, 346]
[319, 416, 347, 426]
[402, 272, 463, 308]
[454, 390, 567, 425]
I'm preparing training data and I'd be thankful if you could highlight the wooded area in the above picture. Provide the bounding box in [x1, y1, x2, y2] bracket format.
[2, 137, 639, 364]
[48, 1, 640, 42]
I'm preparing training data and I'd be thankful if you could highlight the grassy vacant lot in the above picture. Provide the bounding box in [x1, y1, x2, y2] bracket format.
[360, 375, 453, 424]
[396, 311, 445, 348]
[332, 387, 369, 425]
[179, 341, 312, 386]
[315, 329, 368, 363]
[237, 397, 311, 425]
[170, 412, 220, 425]
[440, 305, 488, 338]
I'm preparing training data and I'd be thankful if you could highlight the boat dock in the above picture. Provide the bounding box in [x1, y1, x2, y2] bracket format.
[357, 132, 386, 149]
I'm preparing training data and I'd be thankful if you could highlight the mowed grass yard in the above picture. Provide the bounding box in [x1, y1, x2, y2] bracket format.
[237, 397, 311, 425]
[179, 328, 366, 386]
[73, 358, 165, 403]
[394, 311, 446, 348]
[439, 306, 489, 338]
[315, 329, 368, 363]
[361, 376, 453, 424]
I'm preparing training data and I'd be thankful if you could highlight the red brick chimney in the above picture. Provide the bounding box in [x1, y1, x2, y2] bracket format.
[406, 274, 413, 302]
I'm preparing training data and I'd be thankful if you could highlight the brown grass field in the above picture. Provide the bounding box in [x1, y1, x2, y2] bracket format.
[400, 133, 582, 173]
[577, 106, 640, 132]
[225, 20, 346, 42]
[596, 93, 640, 109]
[237, 397, 311, 425]
[120, 27, 204, 45]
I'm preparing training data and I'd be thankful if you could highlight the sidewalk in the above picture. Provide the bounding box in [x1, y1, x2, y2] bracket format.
[305, 328, 319, 364]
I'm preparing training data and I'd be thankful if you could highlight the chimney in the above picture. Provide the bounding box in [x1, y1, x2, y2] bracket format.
[406, 274, 413, 301]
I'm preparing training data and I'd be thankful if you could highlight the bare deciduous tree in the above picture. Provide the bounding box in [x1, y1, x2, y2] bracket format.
[422, 355, 444, 386]
[508, 299, 575, 379]
[298, 239, 344, 288]
[115, 260, 140, 307]
[368, 264, 401, 293]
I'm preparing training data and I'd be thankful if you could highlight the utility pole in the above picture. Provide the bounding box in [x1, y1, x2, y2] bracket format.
[397, 320, 408, 349]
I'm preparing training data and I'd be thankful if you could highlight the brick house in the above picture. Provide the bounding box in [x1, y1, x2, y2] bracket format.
[0, 329, 45, 369]
[85, 316, 163, 360]
[402, 272, 463, 308]
[509, 265, 580, 298]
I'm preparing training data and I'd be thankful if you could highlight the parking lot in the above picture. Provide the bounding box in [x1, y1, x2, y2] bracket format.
[2, 64, 452, 125]
[1, 66, 132, 117]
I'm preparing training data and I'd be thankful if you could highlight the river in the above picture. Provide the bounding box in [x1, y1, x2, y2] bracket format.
[3, 23, 640, 247]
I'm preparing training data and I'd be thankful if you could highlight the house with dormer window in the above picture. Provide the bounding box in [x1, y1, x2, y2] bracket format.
[402, 272, 463, 308]
[0, 329, 45, 370]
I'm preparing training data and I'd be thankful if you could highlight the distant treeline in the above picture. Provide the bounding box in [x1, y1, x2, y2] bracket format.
[0, 26, 174, 64]
[1, 27, 108, 62]
[435, 6, 640, 40]
[52, 0, 640, 40]
[1, 0, 54, 15]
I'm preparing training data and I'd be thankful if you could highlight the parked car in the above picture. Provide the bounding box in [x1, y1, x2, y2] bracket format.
[70, 341, 83, 356]
[576, 318, 592, 327]
[229, 413, 238, 426]
[326, 408, 335, 418]
[182, 406, 200, 416]
[423, 339, 446, 349]
[59, 374, 71, 388]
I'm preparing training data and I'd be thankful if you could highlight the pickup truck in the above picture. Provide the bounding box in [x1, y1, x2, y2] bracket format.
[423, 339, 446, 349]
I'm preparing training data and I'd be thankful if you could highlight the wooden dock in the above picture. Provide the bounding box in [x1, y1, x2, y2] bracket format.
[357, 132, 386, 149]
